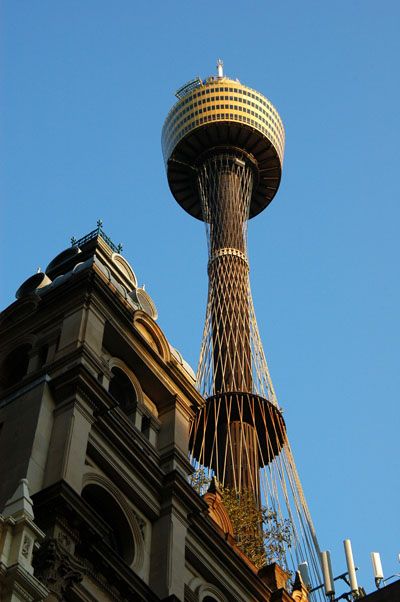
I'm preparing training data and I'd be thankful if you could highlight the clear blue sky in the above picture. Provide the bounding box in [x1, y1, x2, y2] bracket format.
[1, 1, 399, 594]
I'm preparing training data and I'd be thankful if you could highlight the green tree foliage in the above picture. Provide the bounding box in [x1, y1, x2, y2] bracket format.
[189, 467, 212, 496]
[220, 486, 291, 569]
[189, 469, 292, 569]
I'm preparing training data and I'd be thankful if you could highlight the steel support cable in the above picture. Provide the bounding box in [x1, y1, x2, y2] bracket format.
[226, 396, 238, 491]
[270, 437, 301, 554]
[259, 404, 281, 511]
[277, 438, 320, 588]
[285, 441, 322, 571]
[198, 397, 209, 466]
[281, 447, 323, 598]
[212, 396, 219, 478]
[236, 395, 258, 498]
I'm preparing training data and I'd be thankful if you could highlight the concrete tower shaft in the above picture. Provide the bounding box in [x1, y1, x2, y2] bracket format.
[198, 152, 257, 495]
[198, 153, 253, 393]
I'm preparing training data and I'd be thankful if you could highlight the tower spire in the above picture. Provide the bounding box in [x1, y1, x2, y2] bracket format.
[162, 68, 322, 592]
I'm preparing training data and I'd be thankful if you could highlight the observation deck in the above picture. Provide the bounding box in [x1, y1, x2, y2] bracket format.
[162, 72, 285, 220]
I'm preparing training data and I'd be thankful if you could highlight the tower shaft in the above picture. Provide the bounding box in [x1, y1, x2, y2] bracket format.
[198, 153, 253, 394]
[198, 153, 259, 495]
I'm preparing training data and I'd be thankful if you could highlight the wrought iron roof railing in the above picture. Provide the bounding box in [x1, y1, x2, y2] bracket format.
[71, 220, 123, 254]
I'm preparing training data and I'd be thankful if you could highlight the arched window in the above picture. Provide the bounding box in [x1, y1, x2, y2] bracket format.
[81, 484, 135, 564]
[0, 343, 31, 390]
[109, 367, 137, 416]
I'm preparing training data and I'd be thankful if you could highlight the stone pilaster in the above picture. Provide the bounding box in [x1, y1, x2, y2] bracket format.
[0, 479, 49, 602]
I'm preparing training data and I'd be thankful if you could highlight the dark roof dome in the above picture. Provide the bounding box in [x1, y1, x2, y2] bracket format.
[46, 246, 82, 276]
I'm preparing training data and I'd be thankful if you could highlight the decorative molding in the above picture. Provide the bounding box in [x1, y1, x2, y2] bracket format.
[56, 531, 73, 553]
[111, 253, 138, 288]
[132, 510, 146, 540]
[184, 583, 198, 602]
[186, 578, 228, 602]
[76, 554, 122, 600]
[203, 490, 234, 538]
[13, 580, 36, 602]
[21, 535, 31, 559]
[108, 356, 144, 404]
[0, 333, 37, 362]
[81, 469, 146, 571]
[133, 310, 171, 362]
[0, 299, 40, 330]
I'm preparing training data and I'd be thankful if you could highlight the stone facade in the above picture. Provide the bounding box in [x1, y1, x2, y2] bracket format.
[0, 232, 311, 601]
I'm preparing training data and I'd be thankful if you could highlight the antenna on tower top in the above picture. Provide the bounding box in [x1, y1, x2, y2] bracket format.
[216, 58, 224, 78]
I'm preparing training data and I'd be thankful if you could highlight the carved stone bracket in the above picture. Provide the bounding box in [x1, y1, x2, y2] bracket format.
[33, 537, 84, 600]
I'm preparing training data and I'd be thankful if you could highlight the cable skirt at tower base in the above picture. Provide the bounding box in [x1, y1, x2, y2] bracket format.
[189, 391, 287, 471]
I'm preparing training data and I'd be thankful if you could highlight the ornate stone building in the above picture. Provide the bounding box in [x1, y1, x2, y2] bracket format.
[0, 226, 310, 601]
